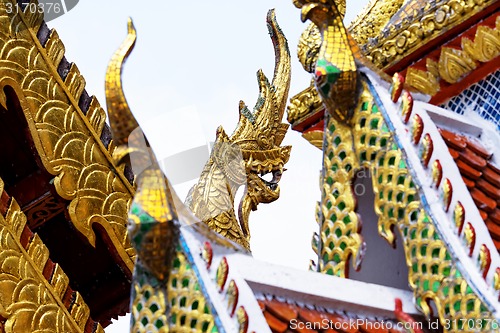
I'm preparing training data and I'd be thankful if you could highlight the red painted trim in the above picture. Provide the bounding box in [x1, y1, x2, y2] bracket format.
[291, 107, 325, 133]
[303, 119, 325, 134]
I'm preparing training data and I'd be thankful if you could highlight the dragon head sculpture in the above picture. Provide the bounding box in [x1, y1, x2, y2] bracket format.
[187, 9, 291, 250]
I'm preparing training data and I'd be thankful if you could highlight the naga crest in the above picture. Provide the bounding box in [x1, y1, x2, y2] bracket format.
[187, 9, 292, 250]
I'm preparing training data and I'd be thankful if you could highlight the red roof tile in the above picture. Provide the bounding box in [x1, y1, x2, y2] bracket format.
[440, 129, 466, 150]
[257, 299, 418, 333]
[467, 139, 492, 159]
[486, 220, 500, 240]
[456, 160, 482, 179]
[462, 176, 475, 189]
[458, 149, 487, 169]
[263, 311, 288, 333]
[491, 209, 500, 224]
[266, 299, 299, 322]
[479, 210, 489, 221]
[448, 148, 460, 160]
[477, 179, 500, 200]
[484, 167, 500, 188]
[487, 161, 500, 173]
[439, 128, 500, 251]
[471, 188, 497, 212]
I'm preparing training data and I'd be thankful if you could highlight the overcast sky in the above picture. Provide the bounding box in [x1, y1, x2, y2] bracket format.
[47, 1, 370, 331]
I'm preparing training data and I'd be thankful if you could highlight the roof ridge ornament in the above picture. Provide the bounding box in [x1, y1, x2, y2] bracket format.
[294, 0, 360, 124]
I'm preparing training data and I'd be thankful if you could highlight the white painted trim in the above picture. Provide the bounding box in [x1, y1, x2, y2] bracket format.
[422, 102, 483, 137]
[230, 253, 420, 318]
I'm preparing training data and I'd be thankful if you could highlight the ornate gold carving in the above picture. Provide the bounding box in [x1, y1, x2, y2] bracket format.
[287, 81, 323, 126]
[302, 130, 324, 150]
[105, 17, 140, 147]
[168, 252, 218, 332]
[187, 10, 291, 250]
[362, 0, 496, 69]
[479, 244, 491, 279]
[405, 67, 440, 96]
[404, 16, 499, 95]
[130, 280, 168, 333]
[438, 47, 477, 84]
[462, 19, 500, 63]
[128, 163, 218, 332]
[348, 0, 406, 46]
[128, 166, 178, 282]
[226, 280, 239, 317]
[298, 23, 321, 73]
[0, 177, 103, 333]
[348, 90, 495, 328]
[236, 306, 249, 333]
[0, 1, 135, 272]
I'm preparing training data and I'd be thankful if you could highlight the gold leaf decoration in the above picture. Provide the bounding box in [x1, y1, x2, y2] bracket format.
[0, 2, 135, 272]
[438, 47, 477, 84]
[0, 177, 103, 333]
[406, 67, 440, 96]
[462, 24, 500, 63]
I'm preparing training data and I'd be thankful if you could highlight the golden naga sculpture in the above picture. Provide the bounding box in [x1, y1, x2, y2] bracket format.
[186, 9, 292, 251]
[294, 0, 360, 124]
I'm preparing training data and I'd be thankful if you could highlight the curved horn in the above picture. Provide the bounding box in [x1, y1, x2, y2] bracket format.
[267, 9, 291, 118]
[105, 17, 139, 146]
[230, 10, 291, 145]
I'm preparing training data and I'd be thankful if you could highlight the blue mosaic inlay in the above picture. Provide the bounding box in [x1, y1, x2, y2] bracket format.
[441, 70, 500, 131]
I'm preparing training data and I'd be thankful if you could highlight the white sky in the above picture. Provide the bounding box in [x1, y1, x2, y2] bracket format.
[47, 1, 370, 331]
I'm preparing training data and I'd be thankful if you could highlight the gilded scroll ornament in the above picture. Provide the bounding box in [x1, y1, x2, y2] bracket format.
[297, 23, 321, 73]
[405, 68, 440, 96]
[362, 0, 496, 69]
[187, 10, 291, 250]
[0, 1, 135, 272]
[438, 47, 477, 84]
[403, 16, 500, 96]
[348, 0, 405, 46]
[0, 177, 104, 333]
[287, 81, 323, 126]
[462, 19, 500, 63]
